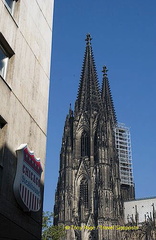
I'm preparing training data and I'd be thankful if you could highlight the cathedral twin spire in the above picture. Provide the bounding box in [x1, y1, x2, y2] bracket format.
[54, 35, 122, 239]
[76, 34, 116, 123]
[102, 66, 117, 123]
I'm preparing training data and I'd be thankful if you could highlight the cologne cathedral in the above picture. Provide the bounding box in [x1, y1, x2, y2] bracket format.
[54, 35, 155, 240]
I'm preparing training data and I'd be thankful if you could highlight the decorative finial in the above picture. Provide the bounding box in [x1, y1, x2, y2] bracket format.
[102, 65, 108, 77]
[85, 34, 92, 45]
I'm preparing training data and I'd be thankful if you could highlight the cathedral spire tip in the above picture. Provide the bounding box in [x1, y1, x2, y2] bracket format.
[85, 33, 92, 45]
[76, 34, 102, 113]
[102, 65, 108, 77]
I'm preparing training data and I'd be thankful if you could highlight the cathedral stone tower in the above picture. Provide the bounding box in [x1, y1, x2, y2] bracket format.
[54, 35, 126, 240]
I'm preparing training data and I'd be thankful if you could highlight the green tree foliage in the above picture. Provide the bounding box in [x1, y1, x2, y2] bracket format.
[42, 211, 66, 240]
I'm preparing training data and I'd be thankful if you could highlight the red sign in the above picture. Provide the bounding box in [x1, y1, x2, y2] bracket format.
[14, 144, 42, 211]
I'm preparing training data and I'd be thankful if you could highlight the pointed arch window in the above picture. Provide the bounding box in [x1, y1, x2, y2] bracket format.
[80, 178, 88, 208]
[94, 131, 98, 162]
[81, 131, 89, 157]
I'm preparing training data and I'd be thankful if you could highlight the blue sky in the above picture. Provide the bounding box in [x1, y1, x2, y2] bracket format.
[43, 0, 156, 212]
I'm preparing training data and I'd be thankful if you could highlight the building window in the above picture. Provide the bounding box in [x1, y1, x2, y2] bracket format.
[0, 45, 9, 80]
[0, 115, 7, 167]
[0, 115, 7, 192]
[80, 178, 88, 208]
[5, 0, 15, 12]
[81, 131, 90, 157]
[5, 0, 18, 15]
[0, 33, 14, 80]
[0, 116, 7, 129]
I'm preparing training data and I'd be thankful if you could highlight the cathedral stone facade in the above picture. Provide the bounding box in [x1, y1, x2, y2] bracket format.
[54, 34, 135, 240]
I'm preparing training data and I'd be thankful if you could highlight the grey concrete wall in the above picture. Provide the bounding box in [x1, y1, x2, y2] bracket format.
[0, 0, 54, 239]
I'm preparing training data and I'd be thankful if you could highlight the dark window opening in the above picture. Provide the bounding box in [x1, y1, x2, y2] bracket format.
[5, 0, 18, 15]
[0, 115, 7, 166]
[94, 132, 98, 162]
[5, 0, 14, 10]
[0, 115, 7, 129]
[0, 44, 9, 79]
[81, 131, 89, 157]
[0, 33, 14, 80]
[80, 178, 88, 208]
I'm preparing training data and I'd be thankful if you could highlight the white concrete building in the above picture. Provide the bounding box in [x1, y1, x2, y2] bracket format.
[0, 0, 54, 239]
[124, 197, 156, 225]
